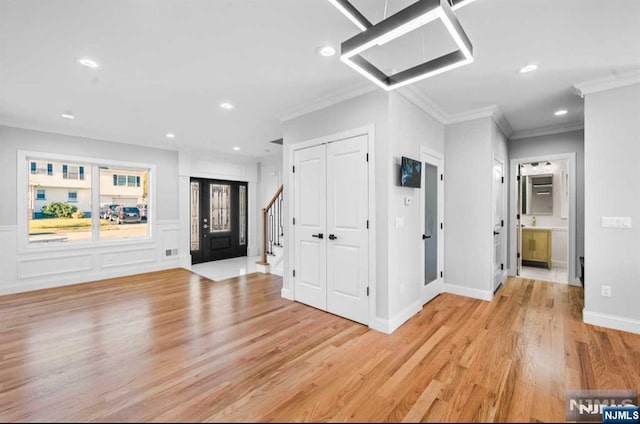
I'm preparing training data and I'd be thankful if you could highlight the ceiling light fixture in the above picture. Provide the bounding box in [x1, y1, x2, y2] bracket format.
[61, 112, 75, 120]
[554, 109, 568, 116]
[77, 57, 99, 69]
[317, 45, 337, 57]
[519, 64, 538, 73]
[340, 0, 473, 91]
[220, 102, 234, 110]
[326, 0, 372, 31]
[166, 133, 176, 139]
[233, 146, 240, 151]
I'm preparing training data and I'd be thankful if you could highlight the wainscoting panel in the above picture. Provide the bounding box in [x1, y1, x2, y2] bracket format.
[0, 220, 181, 295]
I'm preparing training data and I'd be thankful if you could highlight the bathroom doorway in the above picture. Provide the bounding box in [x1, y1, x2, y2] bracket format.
[510, 153, 578, 285]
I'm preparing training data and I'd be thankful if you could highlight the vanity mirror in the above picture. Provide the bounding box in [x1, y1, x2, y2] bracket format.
[521, 174, 553, 215]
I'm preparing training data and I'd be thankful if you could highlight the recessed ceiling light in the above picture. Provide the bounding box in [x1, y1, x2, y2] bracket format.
[317, 45, 336, 57]
[220, 102, 234, 110]
[166, 133, 176, 139]
[77, 57, 99, 69]
[233, 146, 240, 151]
[61, 112, 75, 120]
[519, 64, 539, 73]
[554, 109, 568, 116]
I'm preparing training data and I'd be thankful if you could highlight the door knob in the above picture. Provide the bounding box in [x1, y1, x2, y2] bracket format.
[493, 231, 500, 236]
[312, 233, 324, 239]
[422, 234, 431, 239]
[328, 234, 337, 240]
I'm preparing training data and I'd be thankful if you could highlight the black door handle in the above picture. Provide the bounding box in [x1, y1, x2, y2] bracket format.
[493, 231, 500, 236]
[312, 233, 324, 239]
[422, 234, 431, 239]
[328, 234, 337, 240]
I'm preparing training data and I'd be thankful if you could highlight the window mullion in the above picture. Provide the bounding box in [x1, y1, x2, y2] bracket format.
[92, 164, 100, 241]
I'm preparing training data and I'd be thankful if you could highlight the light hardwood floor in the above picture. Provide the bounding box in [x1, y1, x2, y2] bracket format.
[1, 269, 639, 422]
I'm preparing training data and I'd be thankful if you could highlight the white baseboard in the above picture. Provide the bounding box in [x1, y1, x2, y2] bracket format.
[369, 300, 422, 334]
[256, 262, 270, 274]
[281, 287, 293, 300]
[583, 309, 640, 335]
[552, 260, 568, 268]
[444, 283, 493, 301]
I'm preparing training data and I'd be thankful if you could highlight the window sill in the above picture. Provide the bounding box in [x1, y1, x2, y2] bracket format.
[21, 236, 156, 255]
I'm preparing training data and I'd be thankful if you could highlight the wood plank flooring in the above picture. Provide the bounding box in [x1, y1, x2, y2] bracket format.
[1, 269, 639, 422]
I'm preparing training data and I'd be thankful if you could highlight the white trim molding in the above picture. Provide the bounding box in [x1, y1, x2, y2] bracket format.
[278, 82, 376, 122]
[573, 69, 640, 97]
[510, 121, 584, 141]
[370, 300, 422, 334]
[396, 85, 449, 123]
[443, 283, 493, 301]
[583, 309, 640, 335]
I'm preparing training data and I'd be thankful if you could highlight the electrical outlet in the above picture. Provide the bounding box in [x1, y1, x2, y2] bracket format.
[601, 285, 612, 298]
[165, 249, 172, 256]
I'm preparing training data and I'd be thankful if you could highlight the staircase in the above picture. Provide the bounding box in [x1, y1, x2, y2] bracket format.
[257, 185, 284, 275]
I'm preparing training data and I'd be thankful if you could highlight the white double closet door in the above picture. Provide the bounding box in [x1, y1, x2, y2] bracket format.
[293, 135, 369, 325]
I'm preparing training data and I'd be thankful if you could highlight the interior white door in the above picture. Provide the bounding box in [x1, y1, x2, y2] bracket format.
[326, 135, 369, 325]
[516, 164, 523, 275]
[293, 144, 327, 310]
[421, 151, 444, 305]
[492, 157, 505, 291]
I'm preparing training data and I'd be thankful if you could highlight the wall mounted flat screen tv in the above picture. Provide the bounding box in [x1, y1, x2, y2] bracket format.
[400, 156, 421, 188]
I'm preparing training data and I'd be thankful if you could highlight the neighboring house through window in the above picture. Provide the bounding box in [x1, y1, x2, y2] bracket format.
[68, 191, 78, 202]
[36, 189, 45, 200]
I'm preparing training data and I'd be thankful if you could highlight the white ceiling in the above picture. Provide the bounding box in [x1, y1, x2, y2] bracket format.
[1, 0, 639, 156]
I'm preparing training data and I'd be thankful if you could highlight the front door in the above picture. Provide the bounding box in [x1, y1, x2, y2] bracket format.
[190, 178, 248, 264]
[492, 158, 505, 291]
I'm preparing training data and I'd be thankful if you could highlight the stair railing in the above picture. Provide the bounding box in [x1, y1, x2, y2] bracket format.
[257, 185, 283, 266]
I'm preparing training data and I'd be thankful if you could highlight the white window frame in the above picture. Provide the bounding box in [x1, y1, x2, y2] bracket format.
[18, 150, 156, 253]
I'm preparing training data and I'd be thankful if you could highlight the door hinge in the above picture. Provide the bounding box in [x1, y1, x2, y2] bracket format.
[293, 269, 296, 277]
[501, 176, 504, 183]
[366, 153, 369, 162]
[501, 220, 504, 227]
[440, 174, 444, 181]
[501, 263, 504, 270]
[440, 222, 443, 230]
[292, 166, 295, 173]
[440, 271, 443, 278]
[366, 286, 369, 296]
[517, 252, 521, 259]
[366, 220, 369, 229]
[516, 214, 520, 220]
[517, 175, 520, 181]
[293, 217, 295, 225]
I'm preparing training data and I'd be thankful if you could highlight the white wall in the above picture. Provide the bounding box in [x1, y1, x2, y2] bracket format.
[583, 83, 640, 334]
[0, 125, 180, 295]
[387, 92, 445, 323]
[509, 129, 584, 273]
[444, 117, 503, 299]
[282, 90, 391, 321]
[282, 90, 446, 332]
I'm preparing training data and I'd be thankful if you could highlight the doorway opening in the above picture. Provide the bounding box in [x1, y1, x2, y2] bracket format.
[190, 177, 248, 265]
[512, 156, 575, 285]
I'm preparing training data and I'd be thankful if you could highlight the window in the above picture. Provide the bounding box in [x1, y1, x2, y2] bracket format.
[31, 161, 51, 175]
[113, 174, 141, 187]
[25, 155, 151, 245]
[210, 184, 231, 232]
[100, 166, 149, 240]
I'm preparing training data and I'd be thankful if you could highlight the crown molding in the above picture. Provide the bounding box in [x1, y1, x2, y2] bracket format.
[444, 104, 513, 137]
[509, 121, 584, 141]
[573, 69, 640, 97]
[490, 106, 514, 139]
[395, 85, 449, 124]
[278, 81, 376, 122]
